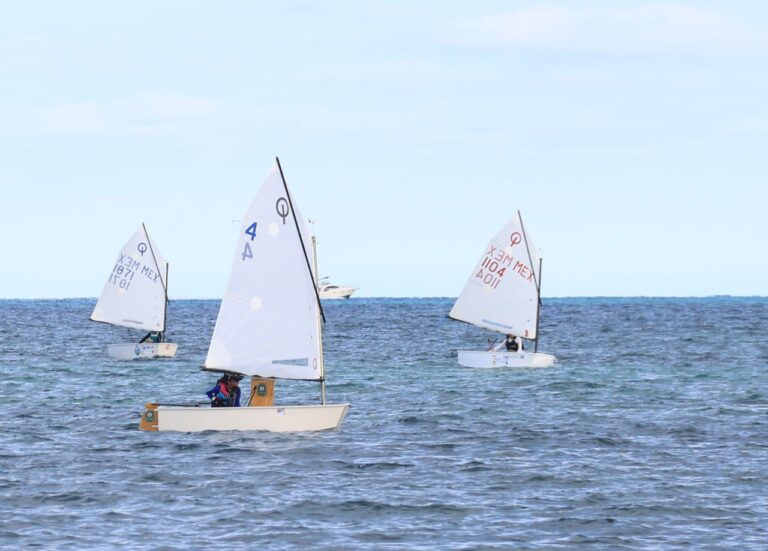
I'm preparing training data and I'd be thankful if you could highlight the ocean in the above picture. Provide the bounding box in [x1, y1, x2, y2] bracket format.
[1, 297, 766, 549]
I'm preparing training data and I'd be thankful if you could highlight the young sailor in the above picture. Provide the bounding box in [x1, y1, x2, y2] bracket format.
[489, 334, 524, 353]
[504, 334, 523, 352]
[139, 331, 162, 344]
[205, 374, 242, 407]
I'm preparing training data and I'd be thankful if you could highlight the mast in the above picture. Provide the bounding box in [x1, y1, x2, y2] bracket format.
[141, 222, 168, 337]
[312, 230, 327, 404]
[535, 258, 542, 353]
[275, 157, 327, 404]
[517, 210, 541, 345]
[310, 220, 320, 291]
[161, 262, 169, 342]
[309, 220, 326, 403]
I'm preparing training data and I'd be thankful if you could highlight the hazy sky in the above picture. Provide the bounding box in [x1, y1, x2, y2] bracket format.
[1, 1, 766, 298]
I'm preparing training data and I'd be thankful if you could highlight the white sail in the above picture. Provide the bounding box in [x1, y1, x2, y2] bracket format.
[204, 163, 322, 380]
[91, 225, 168, 332]
[449, 213, 541, 339]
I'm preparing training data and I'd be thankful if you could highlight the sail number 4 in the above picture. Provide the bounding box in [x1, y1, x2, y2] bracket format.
[242, 222, 258, 261]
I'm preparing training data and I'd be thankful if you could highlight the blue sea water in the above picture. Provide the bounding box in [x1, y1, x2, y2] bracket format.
[0, 297, 767, 549]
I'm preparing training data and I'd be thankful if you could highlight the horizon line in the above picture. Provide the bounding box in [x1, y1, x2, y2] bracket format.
[1, 294, 765, 301]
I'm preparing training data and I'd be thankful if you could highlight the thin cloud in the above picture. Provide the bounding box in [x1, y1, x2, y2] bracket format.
[0, 94, 223, 138]
[0, 95, 374, 143]
[455, 4, 768, 55]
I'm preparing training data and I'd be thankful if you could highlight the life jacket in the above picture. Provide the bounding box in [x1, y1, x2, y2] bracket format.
[505, 338, 519, 352]
[210, 383, 231, 407]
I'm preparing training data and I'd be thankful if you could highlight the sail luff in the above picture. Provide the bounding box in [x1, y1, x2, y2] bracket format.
[517, 211, 539, 292]
[141, 223, 167, 295]
[275, 157, 326, 324]
[141, 223, 168, 333]
[517, 210, 541, 335]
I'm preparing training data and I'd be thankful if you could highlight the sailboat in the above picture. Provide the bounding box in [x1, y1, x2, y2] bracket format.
[91, 224, 178, 360]
[449, 211, 556, 368]
[139, 158, 349, 432]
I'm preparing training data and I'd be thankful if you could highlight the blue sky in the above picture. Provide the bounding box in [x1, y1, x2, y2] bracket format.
[1, 1, 766, 298]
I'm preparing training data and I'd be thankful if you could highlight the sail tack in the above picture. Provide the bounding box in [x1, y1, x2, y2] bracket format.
[449, 214, 541, 339]
[204, 164, 322, 380]
[91, 225, 168, 332]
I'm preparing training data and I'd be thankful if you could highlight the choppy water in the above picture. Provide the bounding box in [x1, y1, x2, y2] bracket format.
[1, 297, 767, 549]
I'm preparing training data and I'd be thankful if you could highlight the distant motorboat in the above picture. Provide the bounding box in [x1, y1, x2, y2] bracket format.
[318, 278, 357, 300]
[307, 220, 357, 300]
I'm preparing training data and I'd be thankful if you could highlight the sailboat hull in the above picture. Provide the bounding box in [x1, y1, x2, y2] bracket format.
[458, 350, 556, 368]
[141, 403, 350, 432]
[108, 343, 178, 360]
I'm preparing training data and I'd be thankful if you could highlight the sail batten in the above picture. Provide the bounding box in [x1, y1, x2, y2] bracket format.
[204, 163, 322, 380]
[90, 226, 168, 332]
[449, 215, 541, 339]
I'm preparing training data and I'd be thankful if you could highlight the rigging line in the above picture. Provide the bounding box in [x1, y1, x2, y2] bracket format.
[275, 156, 326, 323]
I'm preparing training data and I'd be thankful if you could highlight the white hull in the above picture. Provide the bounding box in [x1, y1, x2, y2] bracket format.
[108, 342, 178, 360]
[458, 350, 556, 368]
[149, 403, 349, 432]
[319, 286, 357, 299]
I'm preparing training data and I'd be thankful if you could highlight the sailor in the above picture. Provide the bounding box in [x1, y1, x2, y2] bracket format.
[206, 375, 231, 407]
[139, 331, 162, 344]
[226, 374, 242, 407]
[504, 334, 523, 352]
[206, 374, 242, 407]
